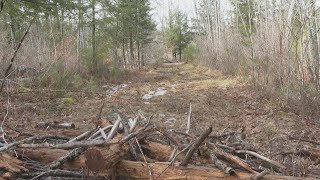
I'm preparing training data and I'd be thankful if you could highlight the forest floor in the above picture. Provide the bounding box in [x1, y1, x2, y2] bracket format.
[1, 63, 320, 176]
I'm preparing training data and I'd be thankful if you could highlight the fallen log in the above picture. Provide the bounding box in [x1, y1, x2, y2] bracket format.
[116, 161, 313, 180]
[0, 153, 28, 179]
[85, 143, 128, 174]
[141, 141, 181, 162]
[15, 149, 316, 179]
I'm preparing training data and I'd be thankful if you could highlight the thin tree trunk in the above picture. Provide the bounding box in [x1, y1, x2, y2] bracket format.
[92, 0, 97, 73]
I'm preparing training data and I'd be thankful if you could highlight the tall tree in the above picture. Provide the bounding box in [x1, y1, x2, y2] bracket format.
[164, 10, 192, 61]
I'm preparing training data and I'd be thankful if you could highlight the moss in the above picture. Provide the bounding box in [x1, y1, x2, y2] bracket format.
[61, 97, 75, 104]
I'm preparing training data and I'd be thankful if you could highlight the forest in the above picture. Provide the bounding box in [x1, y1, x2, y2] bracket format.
[0, 0, 320, 179]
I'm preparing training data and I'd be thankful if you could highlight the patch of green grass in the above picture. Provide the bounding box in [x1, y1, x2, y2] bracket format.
[61, 97, 75, 104]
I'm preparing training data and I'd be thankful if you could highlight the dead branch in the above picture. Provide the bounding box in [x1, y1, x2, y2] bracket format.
[207, 143, 257, 173]
[88, 125, 112, 140]
[186, 101, 192, 134]
[129, 116, 138, 133]
[235, 150, 286, 172]
[0, 136, 69, 152]
[181, 126, 212, 166]
[20, 170, 83, 179]
[107, 115, 121, 139]
[206, 148, 235, 175]
[48, 148, 85, 169]
[68, 130, 95, 143]
[135, 138, 154, 180]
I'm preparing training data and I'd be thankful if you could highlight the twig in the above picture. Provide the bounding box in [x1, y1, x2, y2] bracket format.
[155, 142, 194, 180]
[173, 130, 196, 138]
[97, 102, 105, 120]
[250, 169, 270, 180]
[181, 126, 212, 166]
[0, 17, 35, 93]
[135, 137, 154, 180]
[156, 127, 180, 146]
[168, 147, 178, 162]
[186, 101, 192, 134]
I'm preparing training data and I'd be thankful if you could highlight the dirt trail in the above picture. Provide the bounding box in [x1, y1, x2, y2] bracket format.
[2, 63, 320, 175]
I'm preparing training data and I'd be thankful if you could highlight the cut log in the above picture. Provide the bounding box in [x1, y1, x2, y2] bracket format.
[141, 141, 182, 162]
[14, 149, 315, 179]
[85, 143, 129, 174]
[115, 161, 313, 180]
[0, 153, 27, 178]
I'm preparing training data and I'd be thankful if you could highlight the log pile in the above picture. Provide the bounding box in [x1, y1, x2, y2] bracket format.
[0, 113, 318, 179]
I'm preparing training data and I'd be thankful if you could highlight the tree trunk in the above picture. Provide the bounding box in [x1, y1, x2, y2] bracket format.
[92, 0, 97, 73]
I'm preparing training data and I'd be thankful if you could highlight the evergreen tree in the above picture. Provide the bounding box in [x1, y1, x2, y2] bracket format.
[164, 10, 192, 61]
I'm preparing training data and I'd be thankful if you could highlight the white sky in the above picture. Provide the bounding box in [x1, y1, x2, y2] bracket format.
[151, 0, 195, 28]
[151, 0, 231, 29]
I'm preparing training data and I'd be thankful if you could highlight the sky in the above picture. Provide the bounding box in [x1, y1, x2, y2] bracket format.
[151, 0, 195, 29]
[151, 0, 231, 29]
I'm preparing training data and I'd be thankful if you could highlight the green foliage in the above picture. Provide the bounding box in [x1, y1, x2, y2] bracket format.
[61, 97, 75, 104]
[182, 43, 198, 63]
[163, 10, 192, 60]
[33, 62, 98, 92]
[101, 0, 156, 68]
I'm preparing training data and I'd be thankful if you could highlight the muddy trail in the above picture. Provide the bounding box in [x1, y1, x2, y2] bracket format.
[2, 63, 320, 177]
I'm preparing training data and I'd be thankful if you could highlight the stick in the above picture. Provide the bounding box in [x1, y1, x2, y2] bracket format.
[18, 139, 109, 149]
[0, 17, 35, 93]
[181, 126, 212, 166]
[48, 148, 85, 169]
[171, 142, 194, 165]
[186, 101, 192, 134]
[135, 137, 154, 180]
[207, 148, 234, 175]
[0, 136, 69, 152]
[107, 115, 121, 140]
[99, 128, 107, 140]
[168, 147, 178, 162]
[235, 150, 286, 171]
[87, 125, 113, 140]
[129, 116, 138, 133]
[250, 169, 270, 180]
[68, 130, 95, 143]
[207, 144, 257, 173]
[97, 102, 105, 120]
[21, 170, 83, 179]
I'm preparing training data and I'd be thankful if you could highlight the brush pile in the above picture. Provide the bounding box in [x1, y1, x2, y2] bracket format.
[0, 113, 318, 179]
